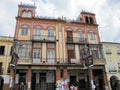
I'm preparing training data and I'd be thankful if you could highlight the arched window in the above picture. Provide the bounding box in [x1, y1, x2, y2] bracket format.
[48, 27, 54, 37]
[89, 31, 95, 40]
[21, 25, 28, 35]
[90, 17, 93, 24]
[78, 30, 84, 39]
[85, 16, 89, 24]
[34, 27, 41, 36]
[22, 11, 27, 17]
[27, 11, 32, 18]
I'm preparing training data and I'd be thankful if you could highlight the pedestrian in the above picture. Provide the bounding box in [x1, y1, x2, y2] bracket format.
[70, 84, 74, 90]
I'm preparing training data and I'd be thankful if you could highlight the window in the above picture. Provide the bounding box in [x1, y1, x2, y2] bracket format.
[47, 44, 55, 63]
[48, 28, 54, 37]
[78, 30, 84, 39]
[33, 49, 40, 59]
[48, 27, 55, 40]
[92, 50, 99, 59]
[22, 11, 32, 18]
[34, 27, 41, 40]
[33, 49, 41, 63]
[108, 60, 116, 72]
[47, 49, 55, 63]
[89, 31, 95, 40]
[0, 46, 5, 55]
[21, 25, 28, 35]
[105, 46, 111, 54]
[18, 47, 27, 58]
[34, 27, 41, 36]
[117, 47, 120, 54]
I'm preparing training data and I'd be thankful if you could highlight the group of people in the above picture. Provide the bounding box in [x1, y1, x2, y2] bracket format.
[70, 84, 78, 90]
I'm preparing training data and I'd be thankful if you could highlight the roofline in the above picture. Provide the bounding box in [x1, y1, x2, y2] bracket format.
[101, 41, 120, 44]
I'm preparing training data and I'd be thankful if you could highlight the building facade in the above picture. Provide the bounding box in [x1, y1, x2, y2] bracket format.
[10, 3, 109, 90]
[102, 42, 120, 90]
[0, 36, 13, 90]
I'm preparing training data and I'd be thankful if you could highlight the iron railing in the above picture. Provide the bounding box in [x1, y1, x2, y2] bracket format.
[66, 37, 87, 44]
[32, 35, 56, 42]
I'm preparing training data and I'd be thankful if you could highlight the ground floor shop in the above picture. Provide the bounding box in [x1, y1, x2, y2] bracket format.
[9, 65, 109, 90]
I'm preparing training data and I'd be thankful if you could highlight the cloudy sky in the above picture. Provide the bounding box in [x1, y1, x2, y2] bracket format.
[0, 0, 120, 42]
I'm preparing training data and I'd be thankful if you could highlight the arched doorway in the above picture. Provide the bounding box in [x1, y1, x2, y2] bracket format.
[110, 76, 119, 90]
[0, 76, 4, 90]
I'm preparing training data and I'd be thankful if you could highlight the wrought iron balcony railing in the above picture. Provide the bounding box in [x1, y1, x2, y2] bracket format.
[66, 37, 87, 44]
[32, 58, 82, 65]
[32, 35, 56, 42]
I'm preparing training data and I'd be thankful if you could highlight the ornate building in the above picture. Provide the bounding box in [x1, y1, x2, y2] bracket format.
[0, 36, 13, 90]
[10, 3, 109, 90]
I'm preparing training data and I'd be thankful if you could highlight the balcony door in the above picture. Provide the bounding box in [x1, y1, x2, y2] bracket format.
[33, 49, 41, 63]
[67, 31, 73, 41]
[47, 49, 55, 63]
[68, 50, 75, 63]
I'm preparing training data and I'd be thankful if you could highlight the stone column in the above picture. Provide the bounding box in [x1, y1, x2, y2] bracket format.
[63, 67, 68, 80]
[9, 66, 14, 89]
[27, 66, 31, 90]
[103, 70, 109, 90]
[56, 67, 61, 90]
[89, 67, 95, 90]
[63, 67, 69, 90]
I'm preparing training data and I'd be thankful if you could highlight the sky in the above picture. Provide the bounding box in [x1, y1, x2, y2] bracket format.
[0, 0, 120, 42]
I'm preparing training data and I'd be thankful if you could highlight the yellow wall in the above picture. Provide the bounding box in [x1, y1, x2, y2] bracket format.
[102, 42, 120, 89]
[0, 36, 13, 74]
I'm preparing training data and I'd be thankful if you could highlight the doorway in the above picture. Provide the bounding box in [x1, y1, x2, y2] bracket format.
[40, 73, 46, 90]
[70, 76, 76, 86]
[110, 76, 119, 90]
[31, 73, 36, 90]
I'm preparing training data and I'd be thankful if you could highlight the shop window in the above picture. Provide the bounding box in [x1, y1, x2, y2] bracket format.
[0, 46, 5, 55]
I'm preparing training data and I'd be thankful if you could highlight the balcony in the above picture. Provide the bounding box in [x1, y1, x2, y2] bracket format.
[32, 35, 56, 43]
[32, 58, 65, 65]
[31, 58, 82, 65]
[66, 37, 87, 44]
[93, 58, 106, 65]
